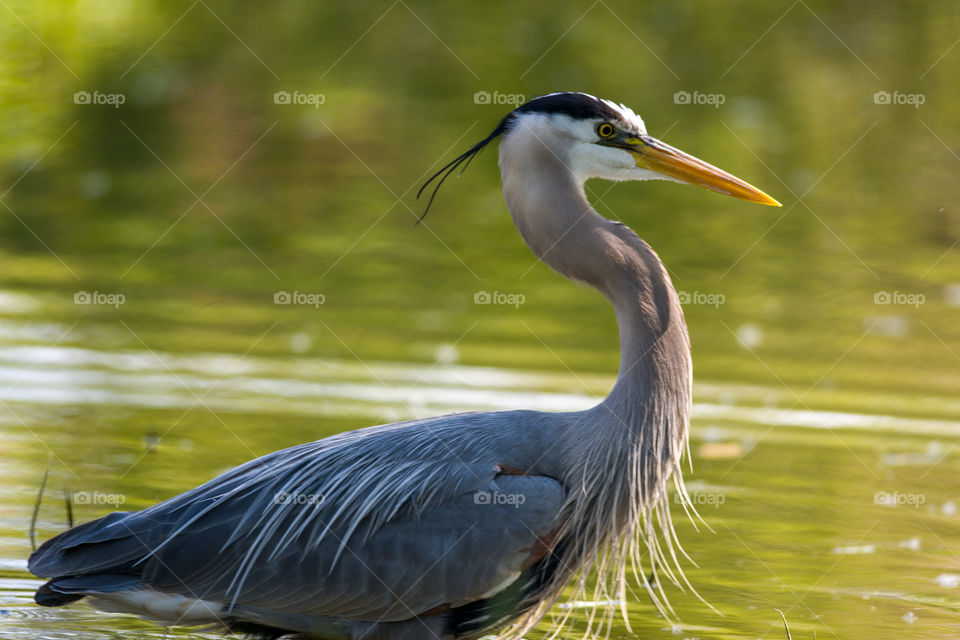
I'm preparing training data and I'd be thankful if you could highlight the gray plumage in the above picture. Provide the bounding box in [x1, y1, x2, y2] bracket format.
[30, 92, 780, 639]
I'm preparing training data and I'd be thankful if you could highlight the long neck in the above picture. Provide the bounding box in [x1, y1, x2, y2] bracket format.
[499, 131, 692, 431]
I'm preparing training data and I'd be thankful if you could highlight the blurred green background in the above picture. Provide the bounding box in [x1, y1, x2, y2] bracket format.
[1, 1, 960, 639]
[0, 0, 957, 401]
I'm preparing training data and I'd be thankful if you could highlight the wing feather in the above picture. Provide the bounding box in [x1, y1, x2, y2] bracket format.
[30, 410, 566, 622]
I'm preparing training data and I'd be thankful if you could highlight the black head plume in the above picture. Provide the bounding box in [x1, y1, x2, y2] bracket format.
[415, 117, 509, 223]
[416, 93, 622, 222]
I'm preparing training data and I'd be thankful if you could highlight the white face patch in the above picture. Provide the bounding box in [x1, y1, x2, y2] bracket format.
[507, 108, 662, 184]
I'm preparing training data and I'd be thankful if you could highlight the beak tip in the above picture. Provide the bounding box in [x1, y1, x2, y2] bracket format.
[632, 136, 783, 208]
[751, 191, 782, 207]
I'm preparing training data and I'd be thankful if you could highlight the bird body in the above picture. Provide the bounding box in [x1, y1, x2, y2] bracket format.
[29, 93, 779, 639]
[33, 410, 571, 638]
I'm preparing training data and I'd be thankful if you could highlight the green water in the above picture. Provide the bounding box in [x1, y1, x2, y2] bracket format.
[2, 0, 960, 638]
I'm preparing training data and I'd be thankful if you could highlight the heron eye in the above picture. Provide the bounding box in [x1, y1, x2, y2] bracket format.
[597, 123, 615, 139]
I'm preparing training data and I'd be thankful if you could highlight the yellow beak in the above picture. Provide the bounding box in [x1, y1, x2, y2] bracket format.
[620, 135, 781, 207]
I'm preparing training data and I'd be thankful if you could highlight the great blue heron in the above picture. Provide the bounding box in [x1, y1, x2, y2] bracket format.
[29, 92, 779, 639]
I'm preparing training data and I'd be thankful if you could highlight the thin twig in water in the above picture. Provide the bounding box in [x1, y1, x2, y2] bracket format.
[29, 459, 52, 552]
[63, 488, 74, 528]
[776, 608, 792, 640]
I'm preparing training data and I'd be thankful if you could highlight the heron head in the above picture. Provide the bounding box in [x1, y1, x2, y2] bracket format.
[418, 92, 780, 219]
